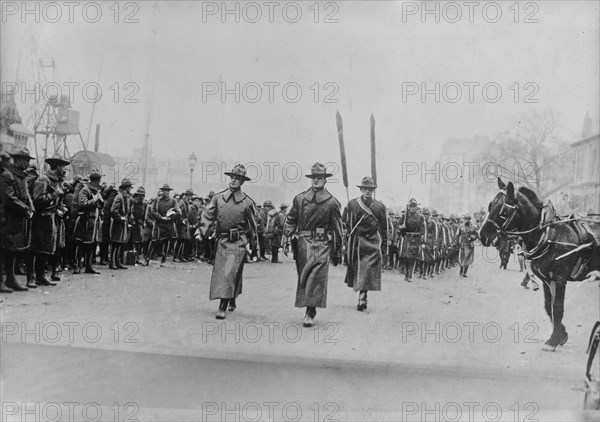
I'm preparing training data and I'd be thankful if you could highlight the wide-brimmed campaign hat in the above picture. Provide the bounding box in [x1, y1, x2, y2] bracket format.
[119, 178, 133, 189]
[463, 213, 472, 220]
[183, 189, 194, 196]
[10, 146, 34, 160]
[280, 203, 288, 209]
[89, 171, 102, 181]
[45, 153, 70, 166]
[263, 200, 273, 207]
[431, 209, 439, 217]
[357, 176, 377, 189]
[421, 207, 430, 215]
[408, 198, 419, 207]
[160, 183, 173, 191]
[305, 162, 333, 179]
[133, 187, 146, 196]
[224, 164, 251, 181]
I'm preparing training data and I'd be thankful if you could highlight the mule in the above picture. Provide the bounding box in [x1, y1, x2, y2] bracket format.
[479, 178, 600, 350]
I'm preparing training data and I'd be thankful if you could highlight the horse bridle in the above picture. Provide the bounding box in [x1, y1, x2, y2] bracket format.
[485, 191, 519, 234]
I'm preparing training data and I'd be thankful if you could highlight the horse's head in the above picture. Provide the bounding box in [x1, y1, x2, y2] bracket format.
[479, 178, 520, 247]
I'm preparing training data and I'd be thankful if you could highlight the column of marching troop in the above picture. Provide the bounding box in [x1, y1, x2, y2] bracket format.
[201, 162, 480, 326]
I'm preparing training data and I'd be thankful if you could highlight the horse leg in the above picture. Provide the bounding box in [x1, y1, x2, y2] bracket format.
[542, 279, 568, 350]
[554, 281, 568, 346]
[541, 280, 556, 350]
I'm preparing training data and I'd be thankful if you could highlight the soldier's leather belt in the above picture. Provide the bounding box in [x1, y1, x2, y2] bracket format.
[218, 228, 242, 241]
[298, 229, 328, 241]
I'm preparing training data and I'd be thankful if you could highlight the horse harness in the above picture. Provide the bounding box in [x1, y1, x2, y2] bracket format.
[487, 190, 599, 278]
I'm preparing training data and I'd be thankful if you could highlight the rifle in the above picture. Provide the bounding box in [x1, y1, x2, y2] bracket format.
[370, 114, 377, 196]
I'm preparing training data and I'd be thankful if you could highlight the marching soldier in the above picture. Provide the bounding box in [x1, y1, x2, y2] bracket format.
[0, 147, 35, 292]
[343, 177, 386, 311]
[73, 171, 103, 274]
[30, 153, 70, 287]
[397, 198, 423, 282]
[130, 187, 147, 264]
[200, 164, 258, 319]
[455, 213, 478, 277]
[110, 178, 133, 269]
[385, 209, 398, 270]
[419, 207, 436, 279]
[283, 162, 343, 327]
[146, 184, 180, 266]
[256, 201, 272, 261]
[431, 209, 442, 275]
[269, 203, 287, 263]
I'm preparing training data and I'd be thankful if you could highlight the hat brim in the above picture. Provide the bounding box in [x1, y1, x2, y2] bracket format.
[11, 153, 34, 160]
[119, 184, 133, 189]
[224, 171, 251, 181]
[45, 158, 70, 166]
[160, 187, 173, 191]
[356, 184, 377, 189]
[305, 173, 333, 179]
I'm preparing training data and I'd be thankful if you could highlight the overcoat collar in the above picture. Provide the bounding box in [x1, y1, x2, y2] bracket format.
[304, 187, 331, 204]
[223, 188, 245, 204]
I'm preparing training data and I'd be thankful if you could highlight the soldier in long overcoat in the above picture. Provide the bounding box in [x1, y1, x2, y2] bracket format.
[130, 187, 147, 264]
[30, 153, 70, 286]
[145, 184, 181, 266]
[200, 164, 258, 319]
[397, 199, 423, 282]
[455, 214, 479, 277]
[99, 184, 117, 265]
[73, 171, 103, 274]
[110, 178, 133, 269]
[419, 207, 437, 279]
[343, 177, 387, 311]
[0, 147, 35, 292]
[283, 162, 343, 327]
[173, 189, 193, 262]
[269, 203, 287, 263]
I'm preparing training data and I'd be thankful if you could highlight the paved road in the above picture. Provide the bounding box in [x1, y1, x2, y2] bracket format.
[1, 247, 598, 421]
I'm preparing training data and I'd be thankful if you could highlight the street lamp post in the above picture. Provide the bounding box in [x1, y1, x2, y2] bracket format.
[188, 152, 197, 190]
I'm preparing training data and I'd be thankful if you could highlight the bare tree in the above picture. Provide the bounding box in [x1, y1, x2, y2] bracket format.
[477, 110, 574, 199]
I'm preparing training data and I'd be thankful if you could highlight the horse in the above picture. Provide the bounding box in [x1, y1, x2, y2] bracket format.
[479, 178, 600, 350]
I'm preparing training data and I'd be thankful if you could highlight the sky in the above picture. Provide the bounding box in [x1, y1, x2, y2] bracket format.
[1, 0, 598, 204]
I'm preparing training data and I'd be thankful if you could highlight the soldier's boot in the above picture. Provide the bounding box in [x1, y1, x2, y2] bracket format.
[172, 241, 181, 263]
[115, 246, 127, 270]
[35, 255, 56, 286]
[459, 266, 464, 276]
[3, 253, 28, 291]
[216, 299, 228, 320]
[303, 307, 316, 327]
[463, 266, 468, 277]
[228, 298, 237, 312]
[0, 254, 13, 293]
[109, 246, 119, 270]
[25, 253, 37, 288]
[73, 244, 81, 274]
[85, 248, 101, 275]
[357, 291, 368, 311]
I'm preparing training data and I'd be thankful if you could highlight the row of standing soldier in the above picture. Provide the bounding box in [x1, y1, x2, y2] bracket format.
[0, 146, 222, 293]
